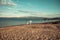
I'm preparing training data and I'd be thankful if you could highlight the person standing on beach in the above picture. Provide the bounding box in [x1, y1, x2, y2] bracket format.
[26, 21, 29, 24]
[29, 20, 32, 25]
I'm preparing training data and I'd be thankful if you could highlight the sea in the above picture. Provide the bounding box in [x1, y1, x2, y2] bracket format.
[0, 18, 59, 27]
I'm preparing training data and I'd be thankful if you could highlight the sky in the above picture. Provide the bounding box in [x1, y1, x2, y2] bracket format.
[0, 0, 60, 18]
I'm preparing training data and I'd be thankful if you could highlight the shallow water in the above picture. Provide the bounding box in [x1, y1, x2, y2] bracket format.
[0, 18, 59, 27]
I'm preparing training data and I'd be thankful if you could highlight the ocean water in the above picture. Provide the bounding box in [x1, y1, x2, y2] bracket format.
[0, 18, 59, 27]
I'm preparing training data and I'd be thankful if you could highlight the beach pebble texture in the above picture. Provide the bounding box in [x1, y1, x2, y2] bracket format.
[0, 24, 60, 40]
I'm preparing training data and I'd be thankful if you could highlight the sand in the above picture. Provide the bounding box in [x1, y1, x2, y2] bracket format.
[0, 22, 60, 40]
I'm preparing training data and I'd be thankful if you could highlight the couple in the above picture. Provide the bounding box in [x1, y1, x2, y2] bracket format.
[27, 20, 32, 24]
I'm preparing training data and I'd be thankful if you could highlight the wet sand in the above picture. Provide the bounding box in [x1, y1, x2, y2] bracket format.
[0, 21, 60, 40]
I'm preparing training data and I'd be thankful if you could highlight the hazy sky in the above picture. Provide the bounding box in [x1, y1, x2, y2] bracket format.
[0, 0, 60, 17]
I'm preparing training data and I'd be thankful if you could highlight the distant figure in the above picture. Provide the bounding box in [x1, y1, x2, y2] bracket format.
[26, 20, 32, 25]
[26, 21, 29, 24]
[29, 20, 32, 24]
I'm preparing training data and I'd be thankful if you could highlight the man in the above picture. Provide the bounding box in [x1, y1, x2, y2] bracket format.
[29, 20, 32, 25]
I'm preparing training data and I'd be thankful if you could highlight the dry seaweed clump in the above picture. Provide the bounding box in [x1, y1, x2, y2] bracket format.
[0, 24, 60, 40]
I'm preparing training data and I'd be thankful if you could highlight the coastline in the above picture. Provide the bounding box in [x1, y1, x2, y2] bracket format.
[0, 21, 60, 40]
[0, 20, 60, 28]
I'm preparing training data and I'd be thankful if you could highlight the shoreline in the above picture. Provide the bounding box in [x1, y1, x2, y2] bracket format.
[0, 21, 60, 28]
[0, 21, 60, 40]
[0, 20, 60, 28]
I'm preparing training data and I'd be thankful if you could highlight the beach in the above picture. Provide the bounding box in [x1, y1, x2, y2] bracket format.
[0, 0, 60, 40]
[0, 21, 60, 40]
